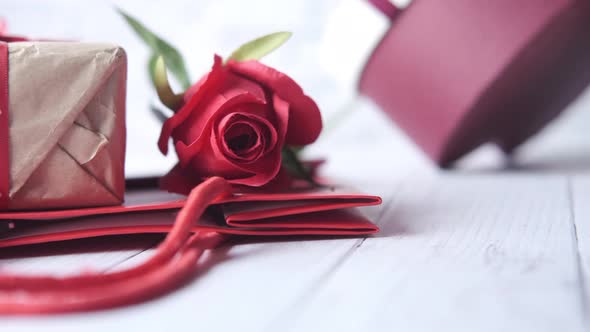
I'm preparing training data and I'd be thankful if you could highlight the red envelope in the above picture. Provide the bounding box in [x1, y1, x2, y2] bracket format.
[0, 181, 381, 248]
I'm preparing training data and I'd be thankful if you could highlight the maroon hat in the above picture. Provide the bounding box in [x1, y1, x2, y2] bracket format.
[360, 0, 590, 167]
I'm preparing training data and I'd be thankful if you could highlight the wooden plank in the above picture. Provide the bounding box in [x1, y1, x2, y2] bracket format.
[0, 235, 158, 276]
[0, 232, 387, 332]
[85, 182, 400, 332]
[572, 175, 590, 319]
[4, 175, 583, 332]
[282, 175, 586, 332]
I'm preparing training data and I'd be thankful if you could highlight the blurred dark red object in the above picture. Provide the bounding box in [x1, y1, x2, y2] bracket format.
[360, 0, 590, 167]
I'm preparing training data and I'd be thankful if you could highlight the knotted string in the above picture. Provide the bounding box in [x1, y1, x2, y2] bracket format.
[0, 176, 232, 314]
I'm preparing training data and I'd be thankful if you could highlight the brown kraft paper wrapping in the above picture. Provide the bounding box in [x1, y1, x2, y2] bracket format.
[5, 42, 126, 210]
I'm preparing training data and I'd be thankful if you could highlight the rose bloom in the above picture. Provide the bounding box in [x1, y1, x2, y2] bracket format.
[158, 55, 322, 192]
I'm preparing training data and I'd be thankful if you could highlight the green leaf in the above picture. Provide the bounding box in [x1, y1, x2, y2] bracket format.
[151, 56, 184, 111]
[117, 8, 192, 89]
[281, 146, 319, 187]
[228, 31, 292, 63]
[149, 104, 170, 124]
[148, 53, 159, 86]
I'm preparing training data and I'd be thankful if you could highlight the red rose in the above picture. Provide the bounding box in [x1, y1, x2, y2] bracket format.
[158, 55, 322, 190]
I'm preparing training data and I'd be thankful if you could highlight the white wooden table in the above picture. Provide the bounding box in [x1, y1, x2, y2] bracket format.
[1, 1, 589, 331]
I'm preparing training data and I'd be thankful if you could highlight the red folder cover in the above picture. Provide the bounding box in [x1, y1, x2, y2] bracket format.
[0, 183, 381, 248]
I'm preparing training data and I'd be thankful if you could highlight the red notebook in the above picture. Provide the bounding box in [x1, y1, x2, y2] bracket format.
[0, 180, 381, 248]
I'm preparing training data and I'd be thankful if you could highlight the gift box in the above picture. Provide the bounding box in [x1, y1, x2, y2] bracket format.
[0, 42, 127, 210]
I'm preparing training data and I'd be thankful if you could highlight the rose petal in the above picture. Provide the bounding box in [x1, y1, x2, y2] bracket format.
[220, 120, 265, 162]
[159, 55, 270, 156]
[223, 71, 268, 106]
[158, 55, 225, 155]
[175, 131, 257, 184]
[184, 95, 290, 187]
[209, 136, 280, 186]
[223, 121, 259, 150]
[174, 93, 265, 168]
[228, 60, 322, 146]
[182, 75, 208, 104]
[216, 111, 278, 158]
[215, 94, 290, 187]
[172, 72, 269, 149]
[272, 93, 290, 142]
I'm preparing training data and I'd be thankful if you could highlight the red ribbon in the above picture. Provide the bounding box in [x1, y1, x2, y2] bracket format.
[0, 42, 8, 209]
[367, 0, 401, 20]
[0, 177, 230, 314]
[0, 36, 27, 43]
[0, 19, 28, 43]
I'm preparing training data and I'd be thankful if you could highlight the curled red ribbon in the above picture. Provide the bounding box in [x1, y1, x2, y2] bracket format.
[0, 42, 9, 209]
[0, 177, 231, 314]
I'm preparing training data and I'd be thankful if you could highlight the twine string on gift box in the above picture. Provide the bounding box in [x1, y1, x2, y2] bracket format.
[0, 177, 232, 314]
